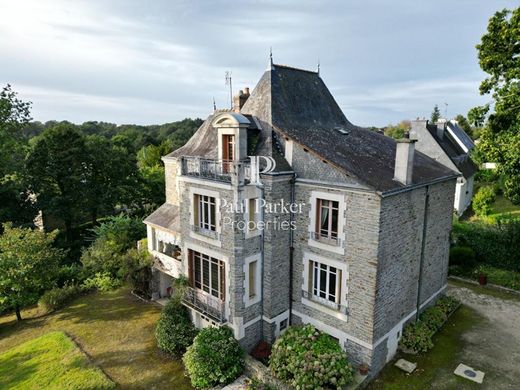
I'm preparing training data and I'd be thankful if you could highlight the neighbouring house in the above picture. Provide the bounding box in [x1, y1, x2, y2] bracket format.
[411, 119, 478, 215]
[143, 61, 458, 376]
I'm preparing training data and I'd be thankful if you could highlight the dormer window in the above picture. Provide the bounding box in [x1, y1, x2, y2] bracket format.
[212, 112, 250, 164]
[222, 134, 235, 161]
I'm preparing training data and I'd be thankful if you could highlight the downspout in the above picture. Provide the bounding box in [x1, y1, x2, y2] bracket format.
[288, 173, 296, 324]
[416, 185, 430, 322]
[258, 183, 266, 330]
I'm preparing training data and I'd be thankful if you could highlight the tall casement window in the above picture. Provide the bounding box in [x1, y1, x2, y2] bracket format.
[189, 250, 225, 300]
[316, 199, 339, 240]
[248, 260, 257, 299]
[222, 134, 235, 160]
[195, 194, 216, 231]
[247, 198, 259, 231]
[310, 260, 341, 306]
[222, 134, 235, 173]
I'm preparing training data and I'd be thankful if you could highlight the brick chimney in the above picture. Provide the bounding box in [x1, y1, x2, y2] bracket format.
[233, 87, 250, 112]
[394, 134, 416, 185]
[435, 118, 447, 139]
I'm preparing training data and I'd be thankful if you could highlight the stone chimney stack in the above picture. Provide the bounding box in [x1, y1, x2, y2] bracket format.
[435, 118, 447, 139]
[233, 87, 250, 112]
[394, 134, 416, 185]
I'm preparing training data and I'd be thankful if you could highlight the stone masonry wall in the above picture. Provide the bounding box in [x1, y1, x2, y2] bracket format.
[164, 159, 179, 205]
[291, 183, 380, 347]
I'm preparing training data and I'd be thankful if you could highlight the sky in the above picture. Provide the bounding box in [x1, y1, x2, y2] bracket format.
[0, 0, 516, 127]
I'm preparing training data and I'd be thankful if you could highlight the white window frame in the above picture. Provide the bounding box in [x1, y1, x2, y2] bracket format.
[308, 191, 346, 255]
[197, 194, 216, 231]
[190, 250, 225, 300]
[311, 260, 340, 307]
[189, 187, 221, 247]
[243, 253, 261, 307]
[302, 251, 348, 321]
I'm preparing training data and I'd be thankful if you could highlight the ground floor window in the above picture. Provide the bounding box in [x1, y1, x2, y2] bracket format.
[189, 250, 225, 300]
[310, 260, 341, 305]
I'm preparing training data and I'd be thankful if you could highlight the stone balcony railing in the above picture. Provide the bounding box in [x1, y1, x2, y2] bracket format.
[180, 156, 251, 185]
[182, 286, 226, 323]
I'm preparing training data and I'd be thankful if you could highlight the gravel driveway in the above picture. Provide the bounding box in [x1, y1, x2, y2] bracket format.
[446, 284, 520, 389]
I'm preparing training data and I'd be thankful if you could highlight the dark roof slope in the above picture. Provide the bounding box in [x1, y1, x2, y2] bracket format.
[447, 121, 475, 152]
[241, 64, 457, 192]
[426, 123, 477, 179]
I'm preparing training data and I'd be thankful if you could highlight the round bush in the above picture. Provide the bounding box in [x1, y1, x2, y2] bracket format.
[449, 246, 476, 267]
[155, 299, 198, 357]
[38, 284, 84, 313]
[183, 326, 244, 389]
[269, 324, 354, 390]
[472, 186, 496, 216]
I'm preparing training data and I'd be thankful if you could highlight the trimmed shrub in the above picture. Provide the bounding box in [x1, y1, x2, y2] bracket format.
[449, 246, 476, 268]
[81, 272, 122, 292]
[472, 186, 496, 216]
[38, 284, 84, 313]
[155, 299, 198, 357]
[420, 306, 447, 332]
[399, 295, 460, 354]
[400, 321, 434, 353]
[183, 327, 244, 389]
[269, 324, 354, 390]
[451, 219, 520, 272]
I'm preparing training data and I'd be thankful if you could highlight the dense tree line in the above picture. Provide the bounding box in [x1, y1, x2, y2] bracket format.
[0, 83, 201, 247]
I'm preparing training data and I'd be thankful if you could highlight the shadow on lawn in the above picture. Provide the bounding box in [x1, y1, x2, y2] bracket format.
[0, 351, 40, 388]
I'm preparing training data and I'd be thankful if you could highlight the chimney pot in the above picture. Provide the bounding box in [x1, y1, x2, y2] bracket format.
[394, 139, 416, 185]
[244, 87, 250, 95]
[233, 87, 250, 112]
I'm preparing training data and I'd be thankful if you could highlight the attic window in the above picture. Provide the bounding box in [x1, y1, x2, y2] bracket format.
[335, 128, 349, 135]
[322, 160, 328, 164]
[303, 148, 309, 152]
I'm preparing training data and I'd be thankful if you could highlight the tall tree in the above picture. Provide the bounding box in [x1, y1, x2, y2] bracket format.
[0, 223, 64, 320]
[83, 135, 138, 224]
[475, 7, 520, 203]
[25, 124, 89, 239]
[0, 85, 35, 227]
[431, 104, 441, 123]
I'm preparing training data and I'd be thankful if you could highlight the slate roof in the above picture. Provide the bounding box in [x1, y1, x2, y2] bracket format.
[426, 122, 477, 179]
[167, 63, 458, 193]
[144, 203, 179, 231]
[241, 64, 457, 193]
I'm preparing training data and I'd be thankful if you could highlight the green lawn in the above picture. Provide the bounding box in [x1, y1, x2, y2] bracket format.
[0, 287, 192, 389]
[367, 305, 481, 390]
[0, 331, 114, 389]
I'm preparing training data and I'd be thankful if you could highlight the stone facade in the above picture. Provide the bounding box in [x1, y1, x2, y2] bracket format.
[143, 70, 457, 379]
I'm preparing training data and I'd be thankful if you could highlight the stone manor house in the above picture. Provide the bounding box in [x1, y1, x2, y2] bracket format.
[144, 61, 458, 375]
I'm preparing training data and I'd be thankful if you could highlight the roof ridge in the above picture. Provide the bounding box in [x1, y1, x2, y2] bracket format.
[273, 63, 318, 74]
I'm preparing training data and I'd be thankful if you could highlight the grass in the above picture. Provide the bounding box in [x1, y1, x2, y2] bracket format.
[448, 278, 520, 302]
[367, 305, 481, 390]
[0, 331, 114, 389]
[0, 286, 193, 389]
[465, 194, 520, 223]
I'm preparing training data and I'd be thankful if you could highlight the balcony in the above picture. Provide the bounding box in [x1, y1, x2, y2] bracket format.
[180, 156, 251, 184]
[182, 286, 226, 324]
[309, 231, 342, 247]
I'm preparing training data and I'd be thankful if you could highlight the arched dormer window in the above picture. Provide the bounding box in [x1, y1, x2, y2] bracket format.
[211, 112, 250, 163]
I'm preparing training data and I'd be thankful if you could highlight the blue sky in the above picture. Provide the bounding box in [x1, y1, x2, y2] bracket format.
[0, 0, 516, 127]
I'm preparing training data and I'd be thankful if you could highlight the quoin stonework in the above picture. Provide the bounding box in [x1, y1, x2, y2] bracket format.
[143, 60, 459, 377]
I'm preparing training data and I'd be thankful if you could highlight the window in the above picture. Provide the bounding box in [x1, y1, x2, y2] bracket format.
[189, 250, 225, 300]
[248, 260, 257, 299]
[310, 260, 341, 305]
[316, 199, 339, 240]
[248, 198, 258, 231]
[196, 194, 216, 231]
[279, 318, 288, 331]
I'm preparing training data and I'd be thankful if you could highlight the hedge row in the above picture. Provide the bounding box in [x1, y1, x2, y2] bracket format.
[399, 296, 459, 354]
[452, 219, 520, 272]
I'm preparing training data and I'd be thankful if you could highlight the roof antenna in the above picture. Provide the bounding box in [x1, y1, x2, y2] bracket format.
[213, 97, 216, 112]
[225, 71, 232, 109]
[317, 57, 320, 75]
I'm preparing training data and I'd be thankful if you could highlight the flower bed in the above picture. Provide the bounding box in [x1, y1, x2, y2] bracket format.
[399, 295, 460, 354]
